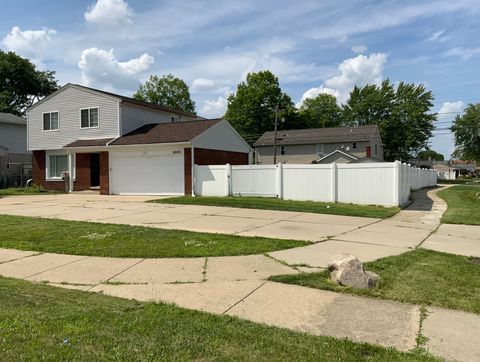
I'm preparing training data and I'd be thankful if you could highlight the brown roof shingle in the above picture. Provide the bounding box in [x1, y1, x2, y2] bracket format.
[110, 119, 221, 146]
[254, 125, 379, 147]
[64, 138, 114, 148]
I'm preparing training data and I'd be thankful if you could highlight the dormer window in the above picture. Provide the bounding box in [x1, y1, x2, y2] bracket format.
[43, 112, 59, 131]
[80, 108, 99, 128]
[170, 115, 179, 123]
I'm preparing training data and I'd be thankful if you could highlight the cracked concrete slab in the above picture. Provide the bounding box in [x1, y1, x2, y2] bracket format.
[226, 282, 419, 351]
[421, 232, 480, 257]
[0, 248, 37, 264]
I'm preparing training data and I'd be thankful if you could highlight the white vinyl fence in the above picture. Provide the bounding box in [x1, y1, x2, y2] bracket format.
[193, 161, 437, 206]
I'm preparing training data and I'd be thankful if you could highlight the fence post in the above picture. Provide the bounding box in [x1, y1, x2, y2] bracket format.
[276, 163, 283, 199]
[331, 162, 337, 203]
[393, 160, 400, 206]
[225, 164, 232, 196]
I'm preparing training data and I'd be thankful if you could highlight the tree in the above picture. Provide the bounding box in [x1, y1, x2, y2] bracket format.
[298, 93, 342, 128]
[452, 103, 480, 162]
[134, 74, 195, 114]
[418, 150, 444, 161]
[225, 71, 297, 142]
[0, 51, 59, 116]
[342, 80, 436, 161]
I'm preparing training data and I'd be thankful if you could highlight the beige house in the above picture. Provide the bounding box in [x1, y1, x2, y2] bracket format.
[254, 125, 384, 164]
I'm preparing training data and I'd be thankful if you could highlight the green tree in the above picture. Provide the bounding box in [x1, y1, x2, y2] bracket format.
[418, 150, 444, 161]
[342, 80, 436, 161]
[298, 93, 342, 128]
[0, 51, 58, 116]
[134, 74, 196, 114]
[225, 71, 297, 142]
[452, 103, 480, 162]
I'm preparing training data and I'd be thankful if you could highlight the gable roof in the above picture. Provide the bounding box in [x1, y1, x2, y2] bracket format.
[27, 83, 203, 119]
[254, 125, 380, 147]
[313, 149, 358, 163]
[0, 113, 26, 126]
[109, 119, 221, 146]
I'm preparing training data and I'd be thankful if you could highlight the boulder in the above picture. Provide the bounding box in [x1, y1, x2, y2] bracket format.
[328, 254, 380, 289]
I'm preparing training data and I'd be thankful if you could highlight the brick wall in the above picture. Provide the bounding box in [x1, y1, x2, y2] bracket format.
[100, 151, 109, 195]
[74, 153, 91, 191]
[32, 150, 64, 191]
[184, 147, 249, 195]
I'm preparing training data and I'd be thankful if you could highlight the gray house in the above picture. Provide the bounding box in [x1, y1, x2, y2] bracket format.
[254, 125, 384, 164]
[0, 113, 31, 186]
[27, 83, 250, 195]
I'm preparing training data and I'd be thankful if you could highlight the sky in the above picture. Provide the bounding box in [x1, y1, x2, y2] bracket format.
[1, 0, 479, 158]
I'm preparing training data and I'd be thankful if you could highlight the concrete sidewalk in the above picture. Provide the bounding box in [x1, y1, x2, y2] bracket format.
[0, 247, 479, 361]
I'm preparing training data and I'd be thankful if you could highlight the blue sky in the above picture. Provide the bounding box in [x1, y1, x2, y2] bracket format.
[1, 0, 479, 158]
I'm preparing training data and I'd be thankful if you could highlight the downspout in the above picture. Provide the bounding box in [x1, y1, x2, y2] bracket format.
[191, 145, 195, 196]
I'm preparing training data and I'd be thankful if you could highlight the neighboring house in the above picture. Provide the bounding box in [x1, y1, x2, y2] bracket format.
[27, 83, 251, 195]
[432, 163, 457, 180]
[450, 160, 477, 177]
[253, 125, 384, 164]
[0, 113, 31, 186]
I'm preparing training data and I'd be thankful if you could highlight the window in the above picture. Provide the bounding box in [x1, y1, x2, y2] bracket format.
[352, 142, 357, 149]
[375, 144, 378, 155]
[316, 143, 324, 155]
[49, 155, 68, 178]
[170, 115, 179, 123]
[81, 108, 99, 128]
[280, 145, 286, 155]
[43, 112, 59, 131]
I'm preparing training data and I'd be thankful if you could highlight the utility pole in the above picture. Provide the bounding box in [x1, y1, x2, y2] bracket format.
[273, 105, 279, 164]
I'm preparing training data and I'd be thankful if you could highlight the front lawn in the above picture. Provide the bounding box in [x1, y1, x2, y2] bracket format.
[0, 215, 308, 258]
[437, 185, 480, 225]
[150, 196, 400, 219]
[0, 277, 435, 361]
[0, 186, 59, 197]
[270, 249, 480, 314]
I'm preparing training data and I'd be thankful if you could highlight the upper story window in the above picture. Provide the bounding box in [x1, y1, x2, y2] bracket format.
[280, 145, 286, 155]
[316, 143, 324, 155]
[81, 108, 99, 128]
[170, 115, 179, 123]
[352, 142, 357, 149]
[43, 112, 59, 131]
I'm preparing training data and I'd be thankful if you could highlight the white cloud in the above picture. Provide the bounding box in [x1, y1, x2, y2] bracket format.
[426, 29, 448, 42]
[298, 53, 388, 105]
[85, 0, 133, 27]
[191, 78, 217, 93]
[438, 101, 464, 120]
[200, 96, 228, 118]
[1, 26, 56, 65]
[351, 45, 367, 54]
[78, 48, 154, 91]
[445, 47, 480, 60]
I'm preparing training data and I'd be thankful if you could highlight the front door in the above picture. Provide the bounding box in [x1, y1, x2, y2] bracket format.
[90, 153, 100, 187]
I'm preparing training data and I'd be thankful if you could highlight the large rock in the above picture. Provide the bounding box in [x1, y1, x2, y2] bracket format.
[328, 254, 380, 289]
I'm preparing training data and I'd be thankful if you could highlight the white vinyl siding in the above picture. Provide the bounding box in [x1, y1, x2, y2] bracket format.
[192, 121, 251, 154]
[28, 86, 119, 150]
[43, 112, 59, 131]
[170, 115, 179, 123]
[0, 123, 29, 154]
[80, 107, 99, 128]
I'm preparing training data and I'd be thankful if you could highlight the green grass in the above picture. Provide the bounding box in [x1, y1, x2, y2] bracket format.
[0, 186, 59, 197]
[150, 196, 400, 219]
[437, 185, 480, 225]
[0, 277, 436, 361]
[270, 249, 480, 314]
[437, 178, 480, 185]
[0, 214, 308, 258]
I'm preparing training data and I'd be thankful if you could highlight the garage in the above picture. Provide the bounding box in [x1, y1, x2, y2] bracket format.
[109, 148, 184, 195]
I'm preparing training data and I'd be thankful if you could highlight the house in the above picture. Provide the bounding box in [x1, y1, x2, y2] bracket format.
[253, 125, 384, 164]
[432, 163, 457, 180]
[0, 113, 31, 186]
[27, 83, 251, 195]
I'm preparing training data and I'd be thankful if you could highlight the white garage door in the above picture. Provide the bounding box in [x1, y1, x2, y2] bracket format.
[109, 149, 184, 195]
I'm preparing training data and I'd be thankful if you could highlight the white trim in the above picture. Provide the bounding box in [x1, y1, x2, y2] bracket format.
[315, 149, 358, 163]
[45, 150, 75, 181]
[79, 107, 100, 129]
[42, 111, 60, 132]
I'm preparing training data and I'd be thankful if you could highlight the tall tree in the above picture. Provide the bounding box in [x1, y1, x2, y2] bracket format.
[0, 51, 59, 116]
[225, 71, 296, 142]
[298, 93, 342, 128]
[418, 150, 444, 161]
[452, 103, 480, 162]
[342, 80, 435, 161]
[134, 74, 196, 114]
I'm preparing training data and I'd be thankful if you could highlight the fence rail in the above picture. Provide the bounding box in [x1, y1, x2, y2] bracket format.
[193, 161, 437, 207]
